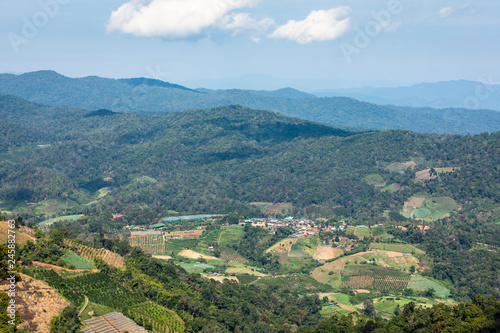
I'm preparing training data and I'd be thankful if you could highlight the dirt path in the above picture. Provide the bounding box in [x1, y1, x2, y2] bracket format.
[79, 295, 89, 317]
[31, 261, 99, 273]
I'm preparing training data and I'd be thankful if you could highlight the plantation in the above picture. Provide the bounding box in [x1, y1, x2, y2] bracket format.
[65, 240, 125, 267]
[22, 269, 147, 308]
[373, 276, 411, 293]
[129, 234, 166, 255]
[220, 248, 248, 263]
[80, 302, 115, 320]
[125, 302, 185, 333]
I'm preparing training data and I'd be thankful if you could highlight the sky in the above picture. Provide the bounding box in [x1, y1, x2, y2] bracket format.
[0, 0, 499, 91]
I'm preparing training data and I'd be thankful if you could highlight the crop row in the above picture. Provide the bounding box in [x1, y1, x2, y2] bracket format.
[373, 276, 411, 292]
[64, 240, 125, 268]
[126, 302, 185, 333]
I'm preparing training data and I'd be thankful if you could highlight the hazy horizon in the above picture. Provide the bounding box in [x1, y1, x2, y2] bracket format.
[1, 1, 499, 91]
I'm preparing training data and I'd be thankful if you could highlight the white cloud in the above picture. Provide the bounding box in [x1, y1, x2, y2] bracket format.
[439, 6, 454, 18]
[269, 7, 351, 44]
[106, 0, 260, 38]
[219, 12, 275, 34]
[439, 3, 476, 19]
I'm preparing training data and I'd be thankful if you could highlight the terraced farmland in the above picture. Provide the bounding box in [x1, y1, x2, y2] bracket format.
[64, 240, 125, 268]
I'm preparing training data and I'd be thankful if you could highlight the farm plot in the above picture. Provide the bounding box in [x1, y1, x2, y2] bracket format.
[38, 214, 84, 227]
[178, 249, 218, 260]
[373, 276, 411, 293]
[407, 276, 450, 298]
[64, 240, 125, 268]
[313, 246, 344, 261]
[360, 250, 421, 272]
[34, 199, 79, 215]
[345, 226, 356, 235]
[254, 275, 333, 293]
[218, 225, 244, 247]
[355, 227, 371, 238]
[220, 248, 248, 263]
[341, 276, 374, 289]
[371, 243, 424, 255]
[179, 263, 214, 273]
[61, 252, 94, 269]
[264, 202, 293, 215]
[225, 262, 268, 277]
[126, 302, 185, 333]
[129, 234, 166, 255]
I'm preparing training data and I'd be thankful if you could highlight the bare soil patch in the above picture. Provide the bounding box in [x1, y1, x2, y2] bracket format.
[0, 273, 69, 333]
[403, 197, 426, 214]
[178, 249, 218, 260]
[152, 255, 173, 260]
[31, 261, 98, 273]
[356, 289, 371, 294]
[313, 246, 344, 260]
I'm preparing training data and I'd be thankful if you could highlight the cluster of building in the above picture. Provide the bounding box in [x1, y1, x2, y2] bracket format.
[238, 217, 342, 238]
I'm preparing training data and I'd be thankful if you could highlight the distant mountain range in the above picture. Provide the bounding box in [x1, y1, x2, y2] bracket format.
[314, 80, 500, 111]
[0, 71, 499, 135]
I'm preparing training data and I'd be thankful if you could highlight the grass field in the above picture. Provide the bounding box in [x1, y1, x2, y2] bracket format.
[179, 263, 214, 273]
[355, 227, 371, 238]
[34, 199, 79, 215]
[218, 225, 244, 247]
[345, 226, 356, 235]
[38, 214, 84, 227]
[62, 252, 94, 269]
[225, 262, 268, 276]
[408, 276, 450, 298]
[360, 250, 420, 272]
[0, 222, 35, 245]
[381, 184, 396, 192]
[371, 243, 424, 254]
[374, 297, 415, 316]
[362, 174, 386, 187]
[80, 302, 115, 320]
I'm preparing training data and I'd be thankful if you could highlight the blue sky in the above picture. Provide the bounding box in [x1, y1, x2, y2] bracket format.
[1, 0, 499, 90]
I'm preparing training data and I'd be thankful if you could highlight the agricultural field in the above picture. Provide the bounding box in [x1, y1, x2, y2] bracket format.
[414, 167, 458, 182]
[0, 273, 69, 333]
[179, 262, 215, 273]
[359, 250, 421, 272]
[38, 214, 84, 227]
[401, 196, 457, 220]
[203, 274, 239, 283]
[80, 302, 115, 321]
[177, 249, 217, 260]
[313, 246, 343, 261]
[33, 199, 79, 215]
[126, 302, 185, 333]
[129, 234, 166, 255]
[61, 252, 94, 269]
[254, 274, 333, 293]
[407, 276, 450, 298]
[64, 240, 125, 268]
[264, 202, 293, 215]
[218, 225, 244, 247]
[225, 262, 268, 277]
[22, 269, 148, 309]
[249, 202, 273, 212]
[345, 226, 356, 235]
[371, 243, 425, 255]
[355, 227, 371, 238]
[288, 237, 318, 258]
[220, 248, 248, 263]
[373, 297, 417, 317]
[362, 174, 386, 187]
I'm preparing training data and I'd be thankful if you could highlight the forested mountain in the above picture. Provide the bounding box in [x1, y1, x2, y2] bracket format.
[1, 71, 500, 134]
[1, 94, 499, 300]
[315, 79, 500, 111]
